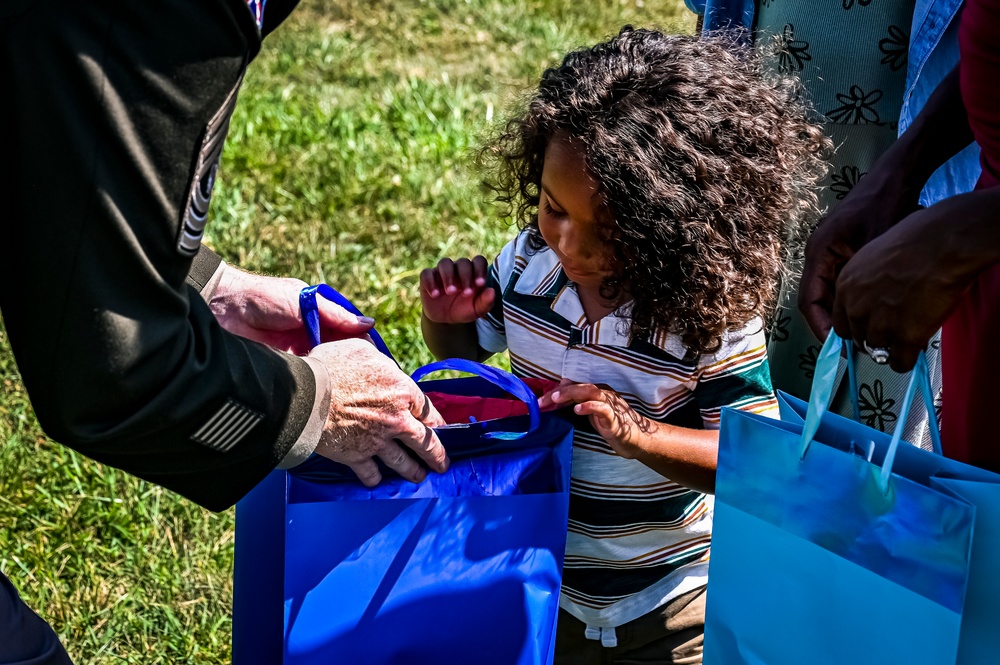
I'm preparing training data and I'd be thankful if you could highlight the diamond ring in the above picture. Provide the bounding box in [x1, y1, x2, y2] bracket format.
[863, 342, 890, 365]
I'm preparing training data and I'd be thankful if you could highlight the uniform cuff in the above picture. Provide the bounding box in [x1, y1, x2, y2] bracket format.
[188, 244, 225, 294]
[277, 354, 331, 469]
[199, 261, 227, 303]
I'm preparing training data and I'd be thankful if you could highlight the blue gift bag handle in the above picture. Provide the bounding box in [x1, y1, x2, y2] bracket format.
[411, 359, 542, 439]
[300, 285, 540, 439]
[299, 284, 393, 358]
[801, 333, 941, 494]
[842, 340, 942, 456]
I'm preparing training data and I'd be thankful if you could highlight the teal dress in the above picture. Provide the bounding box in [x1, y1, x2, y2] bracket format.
[755, 0, 940, 449]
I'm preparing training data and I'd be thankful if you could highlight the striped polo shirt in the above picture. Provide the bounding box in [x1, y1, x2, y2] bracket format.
[476, 231, 779, 629]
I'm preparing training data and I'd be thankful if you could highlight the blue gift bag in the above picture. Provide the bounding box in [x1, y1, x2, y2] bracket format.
[704, 333, 1000, 665]
[232, 286, 573, 665]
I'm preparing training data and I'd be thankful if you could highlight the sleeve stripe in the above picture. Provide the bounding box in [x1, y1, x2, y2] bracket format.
[699, 344, 767, 378]
[192, 400, 264, 452]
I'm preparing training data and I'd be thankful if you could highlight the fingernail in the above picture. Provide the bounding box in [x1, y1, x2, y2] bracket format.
[551, 391, 560, 401]
[445, 286, 458, 294]
[430, 290, 440, 297]
[574, 405, 583, 414]
[357, 316, 376, 325]
[463, 288, 474, 296]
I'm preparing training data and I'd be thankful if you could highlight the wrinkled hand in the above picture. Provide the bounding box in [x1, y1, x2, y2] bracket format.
[799, 167, 924, 342]
[420, 256, 495, 324]
[539, 379, 657, 457]
[209, 265, 373, 355]
[310, 338, 449, 486]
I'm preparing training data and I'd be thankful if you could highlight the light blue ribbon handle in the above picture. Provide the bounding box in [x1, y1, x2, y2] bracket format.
[411, 359, 541, 440]
[916, 354, 943, 455]
[844, 339, 861, 421]
[799, 332, 844, 459]
[842, 338, 942, 456]
[879, 351, 940, 491]
[802, 333, 942, 494]
[298, 284, 393, 359]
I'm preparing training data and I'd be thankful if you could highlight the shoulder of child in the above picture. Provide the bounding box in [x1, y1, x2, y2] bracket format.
[696, 317, 769, 367]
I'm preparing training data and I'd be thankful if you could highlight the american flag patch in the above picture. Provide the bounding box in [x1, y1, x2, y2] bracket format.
[246, 0, 266, 29]
[192, 400, 263, 452]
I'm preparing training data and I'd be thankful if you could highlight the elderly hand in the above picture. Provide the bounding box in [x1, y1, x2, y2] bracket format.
[209, 265, 374, 355]
[309, 338, 450, 486]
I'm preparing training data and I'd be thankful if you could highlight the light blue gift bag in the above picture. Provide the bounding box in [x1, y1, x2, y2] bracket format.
[705, 333, 1000, 665]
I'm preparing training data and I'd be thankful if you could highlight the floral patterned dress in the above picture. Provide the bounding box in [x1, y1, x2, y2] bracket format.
[756, 0, 940, 449]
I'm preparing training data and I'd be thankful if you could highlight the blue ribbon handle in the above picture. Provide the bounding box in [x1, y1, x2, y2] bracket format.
[801, 333, 942, 493]
[843, 338, 943, 456]
[298, 284, 393, 359]
[411, 358, 541, 439]
[799, 332, 844, 459]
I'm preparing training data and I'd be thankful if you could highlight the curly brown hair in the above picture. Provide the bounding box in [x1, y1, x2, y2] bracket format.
[482, 27, 830, 354]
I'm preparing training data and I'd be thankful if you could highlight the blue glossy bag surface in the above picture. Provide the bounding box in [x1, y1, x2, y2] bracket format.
[704, 334, 1000, 665]
[232, 286, 573, 665]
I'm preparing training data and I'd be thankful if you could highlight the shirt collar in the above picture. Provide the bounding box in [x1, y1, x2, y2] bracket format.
[512, 247, 689, 356]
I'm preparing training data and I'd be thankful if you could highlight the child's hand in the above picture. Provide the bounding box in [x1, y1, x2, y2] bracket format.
[421, 256, 496, 324]
[539, 379, 656, 458]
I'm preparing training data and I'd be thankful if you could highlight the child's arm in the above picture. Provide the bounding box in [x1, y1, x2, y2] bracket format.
[541, 381, 718, 495]
[420, 256, 496, 361]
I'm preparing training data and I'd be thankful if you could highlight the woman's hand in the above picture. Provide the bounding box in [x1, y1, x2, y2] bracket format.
[420, 257, 495, 324]
[209, 265, 374, 355]
[800, 66, 974, 342]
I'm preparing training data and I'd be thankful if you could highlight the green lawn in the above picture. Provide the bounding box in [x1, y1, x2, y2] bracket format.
[0, 1, 692, 662]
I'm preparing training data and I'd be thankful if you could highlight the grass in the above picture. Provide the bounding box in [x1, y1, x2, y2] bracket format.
[0, 1, 693, 662]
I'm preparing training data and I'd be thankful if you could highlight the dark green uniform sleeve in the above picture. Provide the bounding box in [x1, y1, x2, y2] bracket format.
[0, 0, 311, 511]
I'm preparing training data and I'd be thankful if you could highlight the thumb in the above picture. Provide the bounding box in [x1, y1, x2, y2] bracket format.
[473, 287, 496, 318]
[317, 299, 376, 336]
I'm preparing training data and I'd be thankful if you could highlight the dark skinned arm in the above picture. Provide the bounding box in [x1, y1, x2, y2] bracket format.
[420, 256, 496, 361]
[830, 186, 1000, 372]
[541, 381, 718, 494]
[800, 67, 975, 341]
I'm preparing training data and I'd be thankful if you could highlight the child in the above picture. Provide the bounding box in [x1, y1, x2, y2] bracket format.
[420, 27, 828, 664]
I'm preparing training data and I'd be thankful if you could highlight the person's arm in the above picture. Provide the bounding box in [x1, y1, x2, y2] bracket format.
[540, 381, 718, 494]
[187, 249, 452, 480]
[540, 326, 779, 495]
[420, 256, 498, 361]
[2, 0, 445, 510]
[800, 67, 975, 340]
[830, 186, 1000, 372]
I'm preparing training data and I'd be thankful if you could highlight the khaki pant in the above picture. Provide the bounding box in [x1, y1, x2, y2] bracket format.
[555, 586, 705, 665]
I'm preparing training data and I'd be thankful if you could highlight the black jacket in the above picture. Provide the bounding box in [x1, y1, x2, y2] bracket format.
[0, 0, 314, 511]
